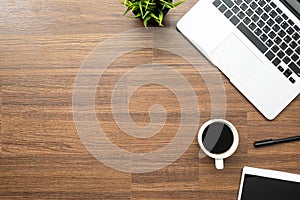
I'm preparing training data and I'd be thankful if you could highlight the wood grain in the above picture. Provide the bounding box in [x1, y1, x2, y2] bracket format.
[1, 0, 299, 199]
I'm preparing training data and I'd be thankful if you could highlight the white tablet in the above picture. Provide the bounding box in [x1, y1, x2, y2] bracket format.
[238, 166, 300, 200]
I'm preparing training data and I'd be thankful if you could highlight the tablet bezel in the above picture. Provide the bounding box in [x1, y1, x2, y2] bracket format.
[238, 166, 300, 200]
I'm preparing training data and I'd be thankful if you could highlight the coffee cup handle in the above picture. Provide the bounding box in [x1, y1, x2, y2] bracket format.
[215, 159, 224, 170]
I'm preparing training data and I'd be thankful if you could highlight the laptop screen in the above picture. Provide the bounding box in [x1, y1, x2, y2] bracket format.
[280, 0, 300, 19]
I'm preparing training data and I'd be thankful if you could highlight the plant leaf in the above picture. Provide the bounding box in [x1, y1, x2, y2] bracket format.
[160, 0, 174, 8]
[120, 0, 185, 28]
[144, 10, 150, 18]
[143, 15, 152, 27]
[131, 13, 142, 18]
[150, 13, 159, 20]
[139, 1, 144, 18]
[123, 6, 131, 15]
[173, 0, 185, 7]
[158, 9, 163, 26]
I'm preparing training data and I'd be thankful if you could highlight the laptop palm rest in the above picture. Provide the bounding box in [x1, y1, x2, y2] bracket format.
[212, 34, 263, 84]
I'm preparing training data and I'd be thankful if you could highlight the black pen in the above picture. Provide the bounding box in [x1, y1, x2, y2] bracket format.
[254, 135, 300, 148]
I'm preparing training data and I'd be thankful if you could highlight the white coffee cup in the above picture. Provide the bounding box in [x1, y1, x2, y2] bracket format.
[198, 119, 239, 170]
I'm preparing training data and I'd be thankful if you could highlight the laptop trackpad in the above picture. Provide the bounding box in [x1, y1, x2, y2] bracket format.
[212, 33, 263, 84]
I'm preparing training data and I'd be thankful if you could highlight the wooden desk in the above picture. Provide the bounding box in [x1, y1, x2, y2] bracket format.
[1, 0, 299, 199]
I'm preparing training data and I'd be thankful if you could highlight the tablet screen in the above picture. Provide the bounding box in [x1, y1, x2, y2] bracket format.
[240, 174, 300, 200]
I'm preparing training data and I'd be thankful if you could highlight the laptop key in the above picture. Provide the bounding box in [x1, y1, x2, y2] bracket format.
[238, 11, 246, 19]
[222, 0, 234, 8]
[219, 4, 227, 13]
[272, 58, 281, 66]
[261, 13, 269, 20]
[237, 23, 268, 53]
[272, 24, 280, 32]
[280, 42, 288, 50]
[283, 56, 291, 64]
[278, 30, 286, 37]
[290, 41, 300, 48]
[277, 50, 284, 58]
[266, 51, 275, 60]
[243, 17, 251, 25]
[291, 54, 299, 62]
[246, 9, 254, 17]
[257, 20, 265, 28]
[270, 2, 277, 8]
[249, 22, 257, 30]
[283, 69, 292, 78]
[289, 77, 296, 84]
[254, 28, 263, 36]
[240, 3, 248, 11]
[232, 6, 240, 14]
[276, 7, 282, 14]
[290, 41, 297, 49]
[272, 45, 279, 53]
[274, 37, 282, 45]
[296, 47, 300, 54]
[224, 10, 233, 18]
[250, 2, 258, 10]
[255, 7, 264, 15]
[263, 25, 271, 33]
[258, 0, 266, 7]
[281, 22, 289, 29]
[270, 10, 277, 18]
[282, 13, 288, 20]
[285, 48, 293, 56]
[278, 66, 284, 72]
[213, 0, 222, 7]
[287, 19, 294, 26]
[292, 33, 300, 41]
[284, 35, 292, 43]
[251, 14, 259, 22]
[267, 19, 275, 27]
[268, 31, 276, 39]
[234, 0, 242, 5]
[286, 27, 294, 35]
[275, 16, 283, 24]
[266, 39, 274, 47]
[290, 62, 300, 77]
[260, 34, 268, 42]
[264, 5, 272, 13]
[230, 15, 240, 25]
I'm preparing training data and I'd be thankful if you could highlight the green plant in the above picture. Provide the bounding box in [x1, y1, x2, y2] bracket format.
[120, 0, 185, 27]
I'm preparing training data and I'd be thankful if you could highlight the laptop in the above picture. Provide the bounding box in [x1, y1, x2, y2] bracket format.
[177, 0, 300, 120]
[238, 166, 300, 200]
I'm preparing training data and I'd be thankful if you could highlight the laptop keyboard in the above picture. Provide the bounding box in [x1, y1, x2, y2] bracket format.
[213, 0, 300, 84]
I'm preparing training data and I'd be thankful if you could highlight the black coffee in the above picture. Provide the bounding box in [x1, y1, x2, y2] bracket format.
[202, 122, 234, 154]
